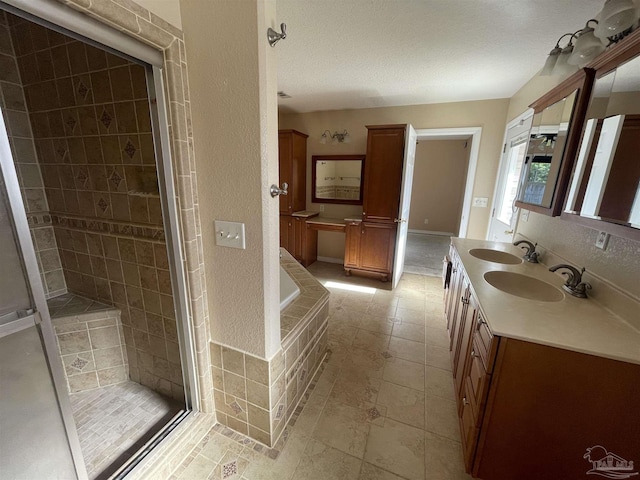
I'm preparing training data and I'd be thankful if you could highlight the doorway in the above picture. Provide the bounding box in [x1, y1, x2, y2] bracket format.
[0, 8, 194, 479]
[402, 127, 481, 277]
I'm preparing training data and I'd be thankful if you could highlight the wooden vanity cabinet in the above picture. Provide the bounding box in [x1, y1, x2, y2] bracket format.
[444, 244, 640, 479]
[344, 221, 396, 281]
[281, 215, 317, 267]
[278, 130, 308, 215]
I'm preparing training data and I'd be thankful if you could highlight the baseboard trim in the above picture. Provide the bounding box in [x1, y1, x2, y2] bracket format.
[317, 256, 343, 264]
[408, 229, 454, 236]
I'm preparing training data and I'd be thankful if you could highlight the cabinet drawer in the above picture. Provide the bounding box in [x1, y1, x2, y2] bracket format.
[473, 312, 497, 373]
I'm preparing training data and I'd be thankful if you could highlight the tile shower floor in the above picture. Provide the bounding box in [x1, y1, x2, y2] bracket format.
[173, 263, 471, 480]
[71, 381, 182, 479]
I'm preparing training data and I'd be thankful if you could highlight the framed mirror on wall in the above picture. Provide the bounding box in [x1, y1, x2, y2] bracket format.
[563, 28, 640, 238]
[311, 155, 365, 205]
[515, 69, 594, 216]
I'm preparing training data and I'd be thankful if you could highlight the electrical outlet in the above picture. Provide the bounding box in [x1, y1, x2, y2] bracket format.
[424, 218, 429, 225]
[595, 231, 609, 250]
[214, 220, 246, 249]
[521, 210, 530, 222]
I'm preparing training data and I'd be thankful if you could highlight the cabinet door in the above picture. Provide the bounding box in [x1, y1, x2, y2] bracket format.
[344, 222, 361, 268]
[453, 290, 477, 402]
[278, 132, 293, 214]
[291, 133, 307, 213]
[279, 215, 294, 254]
[293, 216, 304, 262]
[360, 222, 396, 274]
[460, 383, 480, 472]
[363, 126, 406, 222]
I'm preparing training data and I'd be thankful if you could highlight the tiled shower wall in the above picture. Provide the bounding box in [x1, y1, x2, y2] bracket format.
[0, 11, 66, 298]
[6, 13, 183, 401]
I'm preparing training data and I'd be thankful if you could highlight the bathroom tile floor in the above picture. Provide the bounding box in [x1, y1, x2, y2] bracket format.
[71, 381, 183, 479]
[172, 263, 471, 480]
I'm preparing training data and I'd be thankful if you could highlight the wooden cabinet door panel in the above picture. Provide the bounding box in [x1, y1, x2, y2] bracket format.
[279, 215, 294, 254]
[460, 383, 480, 472]
[454, 293, 477, 405]
[466, 339, 491, 425]
[278, 132, 293, 214]
[293, 217, 304, 262]
[360, 222, 396, 273]
[344, 223, 361, 268]
[363, 126, 405, 222]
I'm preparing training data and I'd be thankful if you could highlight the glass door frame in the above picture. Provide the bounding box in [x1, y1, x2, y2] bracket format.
[0, 109, 88, 479]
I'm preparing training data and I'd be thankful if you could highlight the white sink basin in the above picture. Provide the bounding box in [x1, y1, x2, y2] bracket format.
[484, 271, 564, 302]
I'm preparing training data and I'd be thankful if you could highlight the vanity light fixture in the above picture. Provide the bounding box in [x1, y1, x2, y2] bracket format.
[320, 129, 351, 144]
[569, 20, 606, 66]
[540, 0, 640, 77]
[595, 0, 639, 42]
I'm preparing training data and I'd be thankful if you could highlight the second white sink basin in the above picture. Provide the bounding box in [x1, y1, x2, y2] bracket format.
[484, 271, 564, 302]
[469, 248, 522, 265]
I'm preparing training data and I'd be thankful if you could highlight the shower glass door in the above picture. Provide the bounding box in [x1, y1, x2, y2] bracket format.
[0, 111, 86, 479]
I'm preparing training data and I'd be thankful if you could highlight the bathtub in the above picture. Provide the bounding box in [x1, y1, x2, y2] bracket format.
[280, 266, 300, 310]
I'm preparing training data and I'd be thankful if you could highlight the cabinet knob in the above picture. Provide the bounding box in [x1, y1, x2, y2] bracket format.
[471, 349, 477, 358]
[463, 397, 470, 406]
[477, 316, 485, 330]
[461, 296, 469, 305]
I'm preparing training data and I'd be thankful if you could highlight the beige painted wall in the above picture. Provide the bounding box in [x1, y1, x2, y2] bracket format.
[279, 99, 509, 258]
[181, 0, 280, 359]
[510, 75, 640, 300]
[408, 139, 470, 235]
[135, 0, 182, 27]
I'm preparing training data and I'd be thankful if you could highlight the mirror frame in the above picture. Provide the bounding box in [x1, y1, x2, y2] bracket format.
[560, 28, 640, 242]
[515, 69, 595, 216]
[311, 154, 366, 205]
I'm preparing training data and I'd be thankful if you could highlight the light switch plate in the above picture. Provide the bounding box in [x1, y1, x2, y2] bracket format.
[214, 220, 246, 249]
[521, 210, 530, 222]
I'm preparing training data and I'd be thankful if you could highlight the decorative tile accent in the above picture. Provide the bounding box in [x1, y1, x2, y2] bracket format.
[65, 116, 77, 131]
[229, 401, 243, 415]
[100, 109, 112, 129]
[276, 403, 284, 420]
[51, 214, 164, 242]
[382, 351, 393, 359]
[56, 146, 68, 159]
[76, 169, 88, 185]
[77, 81, 89, 99]
[70, 356, 89, 370]
[124, 140, 137, 159]
[97, 197, 109, 213]
[222, 460, 237, 479]
[367, 407, 381, 420]
[109, 170, 123, 189]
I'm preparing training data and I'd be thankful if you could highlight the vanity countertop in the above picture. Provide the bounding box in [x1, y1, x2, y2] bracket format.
[291, 210, 320, 218]
[452, 238, 640, 365]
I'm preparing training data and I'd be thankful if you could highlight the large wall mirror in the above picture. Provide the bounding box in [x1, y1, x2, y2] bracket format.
[518, 91, 577, 207]
[515, 70, 593, 216]
[564, 34, 640, 232]
[312, 155, 365, 205]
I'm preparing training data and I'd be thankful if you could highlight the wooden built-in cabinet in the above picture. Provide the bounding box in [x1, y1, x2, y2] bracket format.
[279, 129, 317, 266]
[344, 221, 395, 281]
[278, 130, 308, 215]
[343, 125, 406, 280]
[445, 244, 640, 479]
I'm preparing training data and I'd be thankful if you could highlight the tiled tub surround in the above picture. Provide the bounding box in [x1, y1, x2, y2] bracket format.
[48, 293, 127, 393]
[210, 250, 330, 447]
[0, 12, 66, 297]
[3, 13, 184, 402]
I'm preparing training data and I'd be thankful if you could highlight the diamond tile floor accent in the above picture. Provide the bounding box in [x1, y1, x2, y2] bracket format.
[171, 263, 471, 479]
[71, 381, 183, 480]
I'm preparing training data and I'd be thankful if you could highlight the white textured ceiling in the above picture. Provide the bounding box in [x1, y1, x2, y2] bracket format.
[276, 0, 605, 113]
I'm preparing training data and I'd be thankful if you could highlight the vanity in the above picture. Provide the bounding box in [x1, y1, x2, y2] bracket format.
[445, 238, 640, 480]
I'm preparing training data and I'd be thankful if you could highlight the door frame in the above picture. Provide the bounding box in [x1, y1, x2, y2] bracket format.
[414, 127, 482, 238]
[487, 109, 534, 241]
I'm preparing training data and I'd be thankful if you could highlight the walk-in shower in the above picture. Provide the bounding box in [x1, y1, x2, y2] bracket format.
[0, 7, 193, 479]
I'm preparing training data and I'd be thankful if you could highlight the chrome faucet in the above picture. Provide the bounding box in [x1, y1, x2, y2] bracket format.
[548, 264, 592, 298]
[513, 240, 539, 263]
